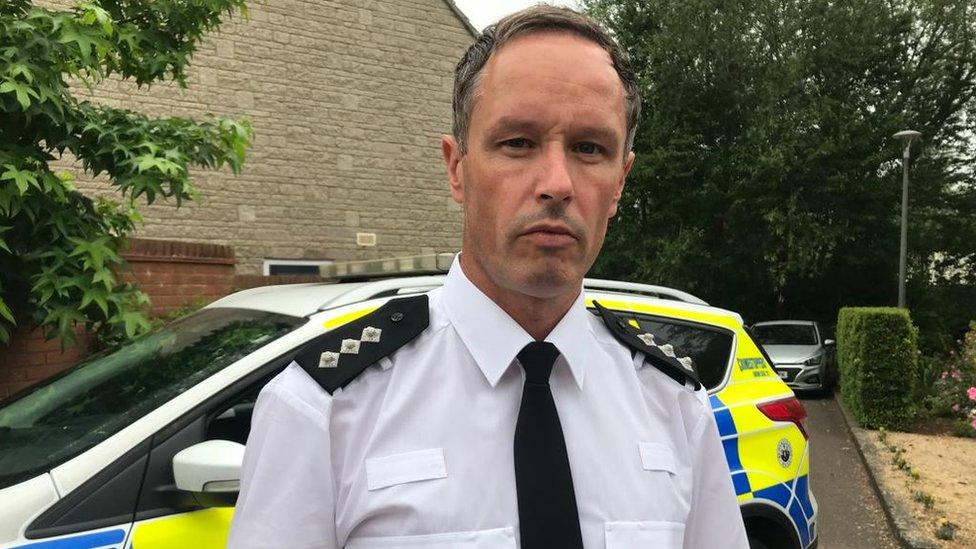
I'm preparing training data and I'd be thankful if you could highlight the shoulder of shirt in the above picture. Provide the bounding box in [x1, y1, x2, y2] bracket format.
[292, 294, 430, 395]
[591, 300, 703, 391]
[259, 362, 334, 422]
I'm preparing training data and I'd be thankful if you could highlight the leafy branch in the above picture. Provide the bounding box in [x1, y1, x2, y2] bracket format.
[0, 0, 252, 345]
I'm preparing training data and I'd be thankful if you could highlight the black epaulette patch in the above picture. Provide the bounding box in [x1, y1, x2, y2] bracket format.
[592, 300, 702, 391]
[295, 295, 429, 394]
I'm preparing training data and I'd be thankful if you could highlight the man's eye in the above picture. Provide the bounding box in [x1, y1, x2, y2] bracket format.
[502, 138, 531, 149]
[574, 142, 603, 155]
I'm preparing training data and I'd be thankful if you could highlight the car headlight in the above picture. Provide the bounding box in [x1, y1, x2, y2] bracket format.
[803, 354, 823, 366]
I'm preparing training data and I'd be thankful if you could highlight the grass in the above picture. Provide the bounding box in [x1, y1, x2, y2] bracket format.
[936, 520, 957, 541]
[912, 490, 935, 509]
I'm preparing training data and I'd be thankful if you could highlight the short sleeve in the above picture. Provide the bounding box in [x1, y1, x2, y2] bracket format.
[682, 395, 750, 549]
[227, 363, 337, 549]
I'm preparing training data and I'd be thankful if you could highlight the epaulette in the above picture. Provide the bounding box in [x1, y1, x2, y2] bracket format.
[295, 295, 429, 394]
[592, 300, 702, 391]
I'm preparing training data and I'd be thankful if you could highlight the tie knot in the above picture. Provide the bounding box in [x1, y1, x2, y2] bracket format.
[517, 341, 560, 384]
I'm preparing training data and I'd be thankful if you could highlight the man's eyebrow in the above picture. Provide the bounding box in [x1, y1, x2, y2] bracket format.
[484, 117, 543, 137]
[570, 125, 621, 147]
[484, 117, 622, 147]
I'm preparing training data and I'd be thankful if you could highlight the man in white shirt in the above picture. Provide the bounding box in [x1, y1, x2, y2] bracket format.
[228, 6, 749, 549]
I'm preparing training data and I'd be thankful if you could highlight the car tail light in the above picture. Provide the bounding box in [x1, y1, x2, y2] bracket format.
[757, 397, 809, 439]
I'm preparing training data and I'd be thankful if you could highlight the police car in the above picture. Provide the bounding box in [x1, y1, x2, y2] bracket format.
[0, 255, 817, 549]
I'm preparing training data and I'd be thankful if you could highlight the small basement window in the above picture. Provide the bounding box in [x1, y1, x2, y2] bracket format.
[263, 259, 334, 276]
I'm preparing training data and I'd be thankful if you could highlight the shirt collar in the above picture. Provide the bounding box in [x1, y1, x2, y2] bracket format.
[441, 255, 594, 389]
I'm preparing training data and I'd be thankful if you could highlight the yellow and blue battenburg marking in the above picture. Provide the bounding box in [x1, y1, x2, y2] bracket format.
[10, 529, 126, 549]
[126, 508, 233, 549]
[710, 392, 816, 548]
[591, 295, 817, 547]
[711, 393, 753, 497]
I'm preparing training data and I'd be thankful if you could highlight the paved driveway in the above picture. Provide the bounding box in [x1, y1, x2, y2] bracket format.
[802, 395, 900, 549]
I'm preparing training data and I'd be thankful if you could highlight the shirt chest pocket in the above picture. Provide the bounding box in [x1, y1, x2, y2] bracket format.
[605, 521, 685, 548]
[639, 441, 677, 475]
[365, 448, 447, 491]
[347, 527, 517, 549]
[354, 450, 517, 548]
[634, 441, 689, 517]
[614, 441, 685, 546]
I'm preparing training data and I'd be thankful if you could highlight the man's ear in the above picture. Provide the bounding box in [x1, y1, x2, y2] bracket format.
[608, 150, 635, 218]
[442, 135, 464, 205]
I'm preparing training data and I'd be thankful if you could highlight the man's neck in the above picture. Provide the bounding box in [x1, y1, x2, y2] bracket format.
[459, 253, 578, 341]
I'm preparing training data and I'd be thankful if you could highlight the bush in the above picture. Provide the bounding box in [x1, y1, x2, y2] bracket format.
[912, 321, 976, 438]
[837, 307, 919, 429]
[934, 323, 976, 435]
[923, 365, 976, 418]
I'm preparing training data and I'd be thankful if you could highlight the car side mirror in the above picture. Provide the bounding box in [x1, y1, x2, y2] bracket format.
[173, 439, 245, 507]
[824, 339, 835, 346]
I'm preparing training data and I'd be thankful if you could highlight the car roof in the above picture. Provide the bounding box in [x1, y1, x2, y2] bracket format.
[582, 278, 708, 305]
[585, 290, 744, 325]
[753, 320, 816, 326]
[206, 276, 447, 317]
[207, 276, 742, 325]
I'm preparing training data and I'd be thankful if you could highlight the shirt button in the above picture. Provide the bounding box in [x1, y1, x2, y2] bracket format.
[391, 312, 404, 322]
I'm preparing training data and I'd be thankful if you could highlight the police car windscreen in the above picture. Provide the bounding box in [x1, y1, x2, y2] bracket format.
[0, 308, 304, 490]
[632, 315, 734, 390]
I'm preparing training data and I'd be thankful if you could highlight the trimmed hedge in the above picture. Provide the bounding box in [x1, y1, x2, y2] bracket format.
[837, 307, 919, 429]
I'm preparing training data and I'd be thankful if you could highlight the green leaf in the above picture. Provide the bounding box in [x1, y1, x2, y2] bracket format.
[1, 165, 39, 194]
[0, 79, 39, 109]
[92, 268, 115, 288]
[48, 306, 85, 341]
[135, 154, 159, 173]
[0, 297, 15, 324]
[81, 289, 110, 317]
[0, 225, 11, 254]
[68, 236, 115, 271]
[120, 310, 151, 338]
[6, 63, 34, 83]
[58, 22, 96, 61]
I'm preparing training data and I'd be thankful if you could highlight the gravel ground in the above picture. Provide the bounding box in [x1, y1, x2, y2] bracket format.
[867, 430, 976, 548]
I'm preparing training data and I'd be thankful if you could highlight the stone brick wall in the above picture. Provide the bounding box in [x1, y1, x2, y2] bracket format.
[38, 0, 474, 274]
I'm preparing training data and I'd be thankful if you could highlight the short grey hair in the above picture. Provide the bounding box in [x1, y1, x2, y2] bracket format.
[451, 5, 641, 155]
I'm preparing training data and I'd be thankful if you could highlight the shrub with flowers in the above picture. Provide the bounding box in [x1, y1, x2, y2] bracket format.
[924, 321, 976, 437]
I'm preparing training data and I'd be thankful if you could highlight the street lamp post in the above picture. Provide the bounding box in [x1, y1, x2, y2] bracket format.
[892, 130, 921, 309]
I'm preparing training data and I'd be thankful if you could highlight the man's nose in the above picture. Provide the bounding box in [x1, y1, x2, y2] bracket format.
[536, 146, 574, 204]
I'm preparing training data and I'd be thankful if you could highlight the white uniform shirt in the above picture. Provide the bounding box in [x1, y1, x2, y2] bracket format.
[228, 259, 749, 549]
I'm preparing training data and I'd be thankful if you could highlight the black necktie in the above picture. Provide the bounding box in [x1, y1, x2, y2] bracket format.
[514, 341, 584, 548]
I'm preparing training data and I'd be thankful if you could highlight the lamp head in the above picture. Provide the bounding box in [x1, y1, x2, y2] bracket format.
[893, 130, 921, 144]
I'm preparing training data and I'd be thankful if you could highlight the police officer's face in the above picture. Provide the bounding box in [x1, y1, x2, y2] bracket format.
[443, 32, 634, 300]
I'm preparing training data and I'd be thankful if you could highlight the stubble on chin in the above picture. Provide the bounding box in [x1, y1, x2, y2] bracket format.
[464, 202, 594, 299]
[502, 226, 589, 299]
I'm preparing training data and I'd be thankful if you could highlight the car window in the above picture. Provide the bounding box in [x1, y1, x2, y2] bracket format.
[752, 324, 818, 346]
[625, 313, 735, 390]
[207, 383, 264, 445]
[0, 308, 304, 490]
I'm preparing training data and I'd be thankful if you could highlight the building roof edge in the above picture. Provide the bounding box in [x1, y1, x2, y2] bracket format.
[441, 0, 480, 38]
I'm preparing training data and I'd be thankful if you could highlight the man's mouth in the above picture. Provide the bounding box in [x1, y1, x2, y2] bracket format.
[520, 222, 580, 247]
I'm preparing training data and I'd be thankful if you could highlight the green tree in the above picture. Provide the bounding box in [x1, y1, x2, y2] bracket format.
[0, 0, 252, 345]
[586, 0, 976, 348]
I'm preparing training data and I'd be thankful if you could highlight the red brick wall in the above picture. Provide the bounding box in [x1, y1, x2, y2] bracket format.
[121, 239, 235, 316]
[0, 238, 235, 399]
[0, 326, 90, 400]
